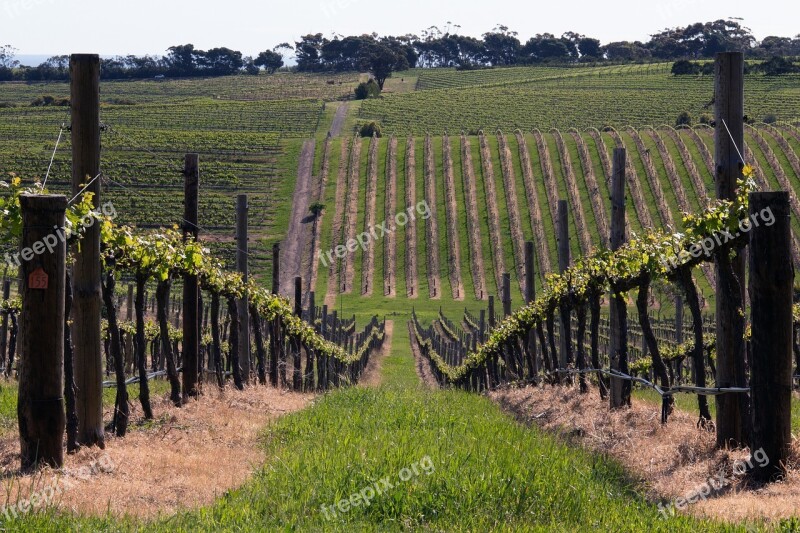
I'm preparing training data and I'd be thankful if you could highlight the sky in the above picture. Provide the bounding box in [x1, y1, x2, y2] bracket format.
[1, 0, 798, 59]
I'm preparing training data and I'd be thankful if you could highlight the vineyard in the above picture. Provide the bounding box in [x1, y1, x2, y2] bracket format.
[361, 69, 800, 133]
[2, 53, 800, 531]
[0, 93, 330, 275]
[0, 71, 362, 105]
[312, 125, 800, 320]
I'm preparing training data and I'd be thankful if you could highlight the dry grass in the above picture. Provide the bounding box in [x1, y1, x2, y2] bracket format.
[0, 385, 315, 519]
[490, 383, 800, 524]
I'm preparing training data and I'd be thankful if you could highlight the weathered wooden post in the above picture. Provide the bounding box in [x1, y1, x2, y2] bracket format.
[749, 192, 793, 481]
[236, 194, 250, 384]
[501, 273, 511, 317]
[269, 242, 281, 387]
[18, 194, 67, 469]
[488, 296, 496, 329]
[182, 153, 201, 399]
[715, 51, 748, 447]
[126, 284, 133, 322]
[609, 148, 630, 408]
[70, 53, 104, 448]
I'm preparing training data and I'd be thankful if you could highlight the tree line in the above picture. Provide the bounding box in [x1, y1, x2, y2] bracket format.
[0, 19, 798, 83]
[0, 43, 290, 82]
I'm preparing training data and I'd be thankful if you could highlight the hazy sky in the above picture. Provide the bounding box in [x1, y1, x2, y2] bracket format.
[1, 0, 798, 57]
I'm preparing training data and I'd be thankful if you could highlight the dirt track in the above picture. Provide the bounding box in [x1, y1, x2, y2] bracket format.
[329, 102, 349, 137]
[280, 139, 316, 298]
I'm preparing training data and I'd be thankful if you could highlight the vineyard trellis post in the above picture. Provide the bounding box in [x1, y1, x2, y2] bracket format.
[714, 51, 749, 447]
[70, 53, 104, 448]
[126, 284, 133, 321]
[270, 243, 281, 387]
[557, 199, 570, 369]
[182, 153, 201, 399]
[609, 147, 630, 408]
[501, 274, 511, 317]
[18, 194, 67, 469]
[236, 194, 250, 384]
[749, 191, 793, 481]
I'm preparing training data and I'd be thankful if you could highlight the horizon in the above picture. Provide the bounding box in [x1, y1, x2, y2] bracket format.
[1, 0, 797, 58]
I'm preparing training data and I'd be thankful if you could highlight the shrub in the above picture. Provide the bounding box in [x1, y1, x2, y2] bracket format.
[676, 111, 693, 127]
[354, 79, 381, 100]
[763, 114, 778, 124]
[671, 60, 700, 76]
[359, 121, 382, 138]
[760, 56, 798, 76]
[699, 114, 713, 126]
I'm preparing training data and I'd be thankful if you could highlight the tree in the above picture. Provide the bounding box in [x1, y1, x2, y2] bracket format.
[759, 56, 798, 76]
[295, 33, 324, 72]
[165, 44, 199, 76]
[671, 60, 700, 75]
[676, 111, 693, 127]
[358, 42, 408, 90]
[354, 79, 381, 99]
[201, 47, 243, 75]
[0, 45, 18, 81]
[482, 27, 520, 65]
[604, 41, 651, 61]
[254, 50, 284, 74]
[578, 38, 603, 60]
[359, 121, 382, 138]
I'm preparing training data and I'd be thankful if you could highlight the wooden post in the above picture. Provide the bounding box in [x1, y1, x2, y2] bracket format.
[70, 54, 104, 448]
[715, 51, 748, 446]
[182, 153, 200, 399]
[269, 243, 280, 387]
[479, 309, 486, 343]
[525, 241, 537, 378]
[126, 284, 134, 322]
[501, 273, 511, 317]
[488, 296, 495, 328]
[557, 199, 570, 369]
[18, 194, 67, 469]
[236, 194, 250, 384]
[749, 192, 793, 481]
[609, 148, 630, 408]
[0, 280, 9, 369]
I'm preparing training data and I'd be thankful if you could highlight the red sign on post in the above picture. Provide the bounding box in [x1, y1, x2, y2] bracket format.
[29, 268, 49, 290]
